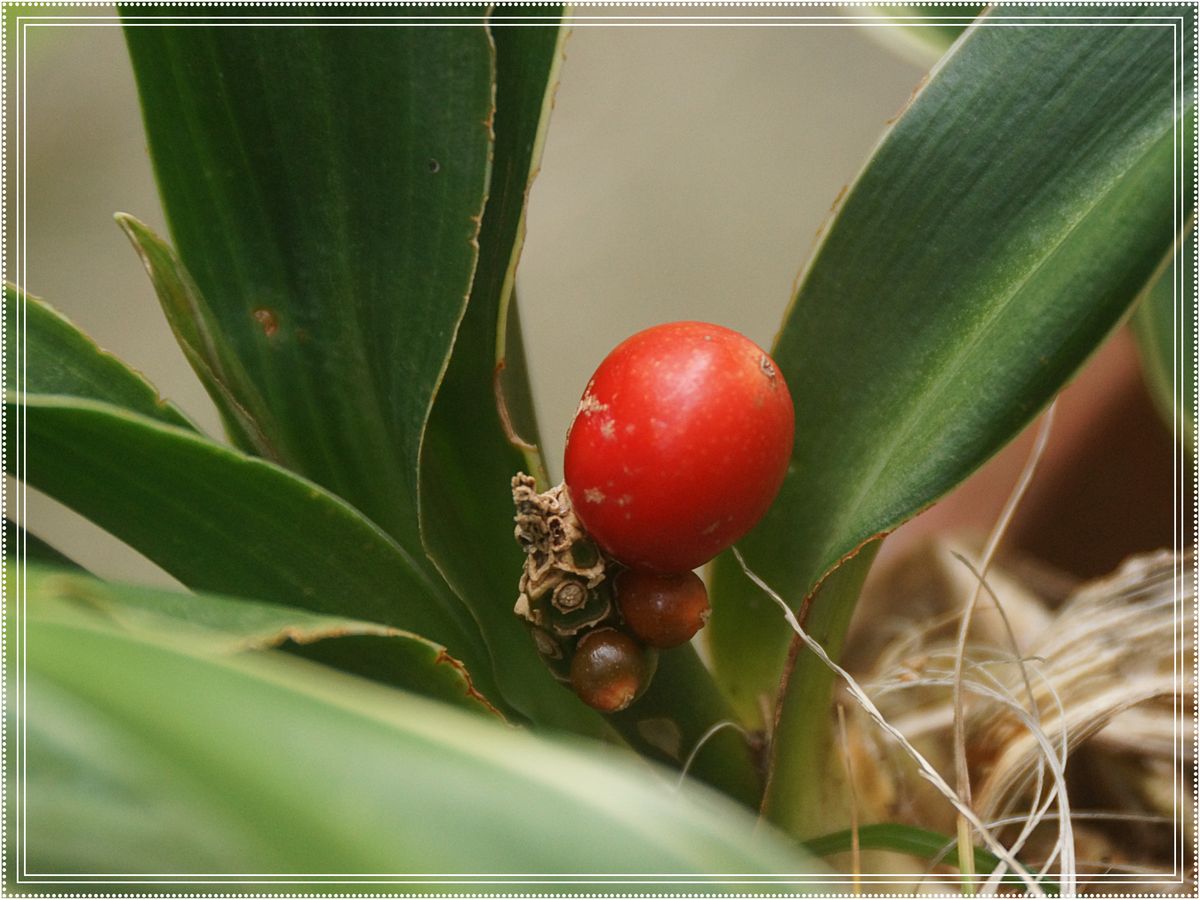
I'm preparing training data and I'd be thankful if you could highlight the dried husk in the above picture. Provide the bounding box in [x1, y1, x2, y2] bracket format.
[838, 540, 1193, 889]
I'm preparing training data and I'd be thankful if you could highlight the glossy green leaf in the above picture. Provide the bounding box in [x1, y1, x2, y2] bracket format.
[4, 285, 193, 431]
[121, 10, 494, 551]
[419, 9, 601, 738]
[709, 4, 1195, 731]
[9, 395, 500, 707]
[14, 579, 820, 884]
[23, 564, 499, 716]
[1133, 225, 1196, 451]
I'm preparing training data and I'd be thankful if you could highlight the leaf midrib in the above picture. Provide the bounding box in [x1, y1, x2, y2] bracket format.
[804, 117, 1178, 596]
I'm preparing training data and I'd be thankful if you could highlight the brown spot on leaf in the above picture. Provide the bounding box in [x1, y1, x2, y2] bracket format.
[252, 308, 279, 338]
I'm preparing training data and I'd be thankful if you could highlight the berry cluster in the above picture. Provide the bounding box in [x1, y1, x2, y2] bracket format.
[512, 321, 794, 713]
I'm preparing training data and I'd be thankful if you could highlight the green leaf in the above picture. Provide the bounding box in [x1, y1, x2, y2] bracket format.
[416, 14, 764, 804]
[1133, 224, 1196, 451]
[709, 4, 1195, 730]
[419, 8, 601, 737]
[15, 578, 821, 883]
[7, 286, 506, 714]
[114, 216, 281, 458]
[803, 822, 1059, 893]
[121, 10, 494, 551]
[10, 395, 501, 708]
[865, 5, 977, 64]
[757, 547, 878, 837]
[24, 564, 499, 717]
[609, 646, 763, 810]
[3, 285, 193, 430]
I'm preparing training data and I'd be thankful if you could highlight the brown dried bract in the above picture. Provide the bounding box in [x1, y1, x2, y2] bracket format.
[512, 474, 606, 607]
[512, 474, 618, 674]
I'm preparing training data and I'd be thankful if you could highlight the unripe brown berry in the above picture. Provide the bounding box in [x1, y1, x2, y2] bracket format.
[615, 569, 710, 649]
[569, 628, 649, 713]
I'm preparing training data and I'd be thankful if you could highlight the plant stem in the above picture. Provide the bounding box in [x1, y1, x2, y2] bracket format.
[759, 543, 879, 838]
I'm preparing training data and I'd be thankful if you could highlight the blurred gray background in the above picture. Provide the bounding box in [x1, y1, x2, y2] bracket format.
[9, 9, 927, 585]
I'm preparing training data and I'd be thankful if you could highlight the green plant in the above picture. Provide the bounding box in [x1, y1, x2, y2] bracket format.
[5, 3, 1193, 891]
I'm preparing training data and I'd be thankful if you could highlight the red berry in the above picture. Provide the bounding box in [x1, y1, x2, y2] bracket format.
[616, 569, 710, 649]
[569, 628, 648, 713]
[564, 321, 794, 573]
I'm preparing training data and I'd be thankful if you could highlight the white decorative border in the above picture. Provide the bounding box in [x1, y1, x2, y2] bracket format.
[1, 1, 1194, 896]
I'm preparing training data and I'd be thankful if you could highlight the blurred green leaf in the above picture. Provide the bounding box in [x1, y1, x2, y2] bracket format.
[419, 9, 602, 738]
[121, 9, 494, 551]
[9, 396, 501, 707]
[709, 4, 1195, 733]
[865, 5, 977, 64]
[1133, 224, 1196, 451]
[24, 564, 499, 716]
[803, 822, 1058, 892]
[15, 575, 821, 883]
[4, 285, 193, 430]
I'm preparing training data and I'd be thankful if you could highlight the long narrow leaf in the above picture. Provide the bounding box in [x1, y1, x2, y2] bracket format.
[419, 8, 603, 738]
[14, 579, 821, 883]
[114, 217, 280, 458]
[7, 287, 503, 712]
[1133, 224, 1197, 451]
[24, 564, 499, 716]
[9, 395, 501, 708]
[803, 823, 1059, 893]
[708, 3, 1196, 729]
[121, 9, 494, 551]
[4, 285, 193, 431]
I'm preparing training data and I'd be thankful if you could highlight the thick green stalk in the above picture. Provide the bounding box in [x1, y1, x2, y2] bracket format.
[760, 543, 880, 838]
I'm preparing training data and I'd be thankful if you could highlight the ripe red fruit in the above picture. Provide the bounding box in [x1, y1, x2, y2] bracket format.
[564, 321, 794, 573]
[569, 628, 649, 713]
[615, 569, 710, 649]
